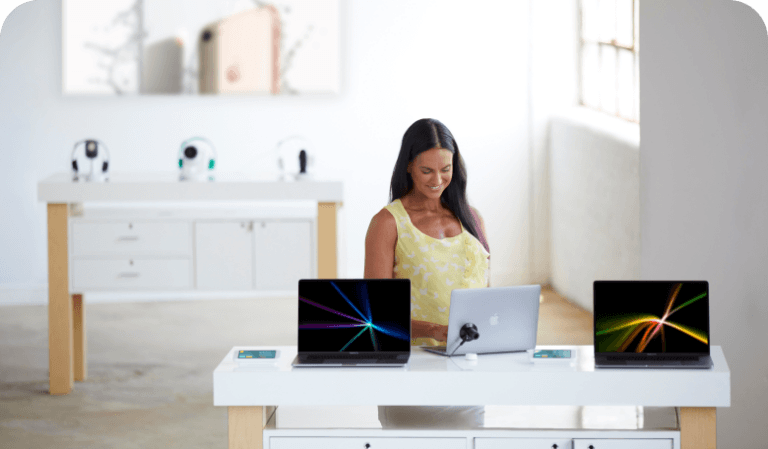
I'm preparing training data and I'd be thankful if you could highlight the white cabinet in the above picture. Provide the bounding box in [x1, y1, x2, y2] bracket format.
[254, 220, 313, 290]
[68, 205, 317, 294]
[270, 437, 466, 449]
[195, 221, 255, 290]
[572, 440, 672, 449]
[476, 438, 573, 449]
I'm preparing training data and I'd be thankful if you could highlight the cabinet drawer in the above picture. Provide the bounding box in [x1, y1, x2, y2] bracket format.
[269, 437, 466, 449]
[573, 440, 672, 449]
[71, 222, 191, 257]
[71, 258, 191, 290]
[476, 437, 572, 448]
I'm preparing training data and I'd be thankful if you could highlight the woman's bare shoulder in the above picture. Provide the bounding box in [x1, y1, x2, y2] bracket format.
[368, 208, 397, 236]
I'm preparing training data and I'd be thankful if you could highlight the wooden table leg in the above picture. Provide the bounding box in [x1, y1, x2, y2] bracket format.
[229, 406, 274, 449]
[680, 407, 716, 449]
[48, 203, 73, 395]
[317, 202, 339, 279]
[73, 293, 86, 381]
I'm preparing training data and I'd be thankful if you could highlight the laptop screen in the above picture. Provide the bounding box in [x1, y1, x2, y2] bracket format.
[298, 279, 411, 353]
[594, 281, 709, 355]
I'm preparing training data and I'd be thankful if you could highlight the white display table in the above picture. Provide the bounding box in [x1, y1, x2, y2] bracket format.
[213, 345, 729, 449]
[38, 172, 343, 395]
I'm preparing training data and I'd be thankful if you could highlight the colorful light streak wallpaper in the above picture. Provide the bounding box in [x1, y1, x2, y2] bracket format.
[594, 281, 709, 354]
[298, 280, 411, 352]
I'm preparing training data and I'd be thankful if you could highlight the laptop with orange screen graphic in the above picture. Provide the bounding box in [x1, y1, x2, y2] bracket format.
[594, 281, 713, 369]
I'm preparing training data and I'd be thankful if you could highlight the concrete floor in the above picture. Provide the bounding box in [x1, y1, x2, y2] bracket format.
[0, 287, 592, 448]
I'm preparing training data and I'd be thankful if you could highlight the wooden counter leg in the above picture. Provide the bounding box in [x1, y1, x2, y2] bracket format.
[73, 294, 86, 381]
[48, 203, 73, 395]
[680, 407, 716, 449]
[317, 202, 339, 279]
[229, 406, 274, 449]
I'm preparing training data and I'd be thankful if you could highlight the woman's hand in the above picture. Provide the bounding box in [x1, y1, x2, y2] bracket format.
[412, 320, 449, 342]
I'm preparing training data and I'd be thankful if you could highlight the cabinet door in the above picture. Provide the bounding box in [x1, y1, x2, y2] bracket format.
[573, 440, 672, 449]
[195, 221, 254, 290]
[254, 221, 312, 291]
[476, 437, 572, 448]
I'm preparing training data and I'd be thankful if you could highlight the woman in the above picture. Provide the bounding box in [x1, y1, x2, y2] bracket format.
[365, 118, 490, 346]
[365, 118, 490, 427]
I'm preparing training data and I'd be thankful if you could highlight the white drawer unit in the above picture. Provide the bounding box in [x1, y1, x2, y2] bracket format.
[67, 204, 317, 294]
[71, 258, 192, 290]
[270, 437, 467, 449]
[71, 221, 192, 257]
[476, 438, 573, 449]
[572, 440, 672, 449]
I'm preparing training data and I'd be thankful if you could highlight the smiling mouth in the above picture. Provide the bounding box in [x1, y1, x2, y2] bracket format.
[429, 185, 442, 190]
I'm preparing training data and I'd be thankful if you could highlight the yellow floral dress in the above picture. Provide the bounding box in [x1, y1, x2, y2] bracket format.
[384, 199, 490, 346]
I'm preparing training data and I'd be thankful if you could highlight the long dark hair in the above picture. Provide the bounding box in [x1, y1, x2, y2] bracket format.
[389, 118, 488, 253]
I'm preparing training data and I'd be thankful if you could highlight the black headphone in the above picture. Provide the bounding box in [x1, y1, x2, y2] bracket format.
[451, 323, 480, 356]
[460, 323, 480, 343]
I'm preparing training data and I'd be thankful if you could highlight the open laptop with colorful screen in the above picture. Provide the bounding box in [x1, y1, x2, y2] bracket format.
[292, 279, 411, 367]
[594, 280, 712, 369]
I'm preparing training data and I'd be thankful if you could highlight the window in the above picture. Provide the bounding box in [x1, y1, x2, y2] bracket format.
[579, 0, 639, 122]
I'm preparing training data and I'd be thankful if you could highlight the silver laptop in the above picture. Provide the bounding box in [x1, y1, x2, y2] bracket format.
[423, 285, 541, 356]
[292, 279, 411, 367]
[594, 280, 713, 369]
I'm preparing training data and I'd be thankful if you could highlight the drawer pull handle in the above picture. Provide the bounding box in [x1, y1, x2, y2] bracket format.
[118, 273, 140, 278]
[117, 236, 139, 241]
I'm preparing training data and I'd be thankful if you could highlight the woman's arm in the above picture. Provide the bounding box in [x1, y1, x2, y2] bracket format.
[364, 209, 398, 279]
[412, 320, 448, 342]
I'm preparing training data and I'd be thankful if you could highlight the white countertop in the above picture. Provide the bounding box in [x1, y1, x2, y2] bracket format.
[213, 345, 730, 407]
[38, 172, 343, 203]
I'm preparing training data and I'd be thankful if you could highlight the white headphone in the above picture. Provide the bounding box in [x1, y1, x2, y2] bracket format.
[71, 139, 110, 182]
[178, 137, 217, 181]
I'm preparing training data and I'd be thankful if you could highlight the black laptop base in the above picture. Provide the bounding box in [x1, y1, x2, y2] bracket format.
[595, 355, 713, 369]
[292, 353, 410, 367]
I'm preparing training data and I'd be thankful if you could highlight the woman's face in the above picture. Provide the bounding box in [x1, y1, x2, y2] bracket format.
[407, 148, 454, 199]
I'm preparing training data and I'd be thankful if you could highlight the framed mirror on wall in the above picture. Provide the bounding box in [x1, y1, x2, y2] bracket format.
[62, 0, 340, 95]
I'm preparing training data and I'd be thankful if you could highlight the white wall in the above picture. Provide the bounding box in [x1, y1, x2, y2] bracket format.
[529, 2, 580, 286]
[0, 0, 543, 300]
[550, 108, 640, 312]
[641, 0, 768, 447]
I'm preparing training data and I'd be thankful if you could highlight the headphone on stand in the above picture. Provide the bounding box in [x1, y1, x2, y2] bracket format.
[71, 139, 110, 182]
[178, 137, 217, 181]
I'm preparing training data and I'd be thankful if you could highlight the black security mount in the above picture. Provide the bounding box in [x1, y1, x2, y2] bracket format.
[450, 323, 480, 356]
